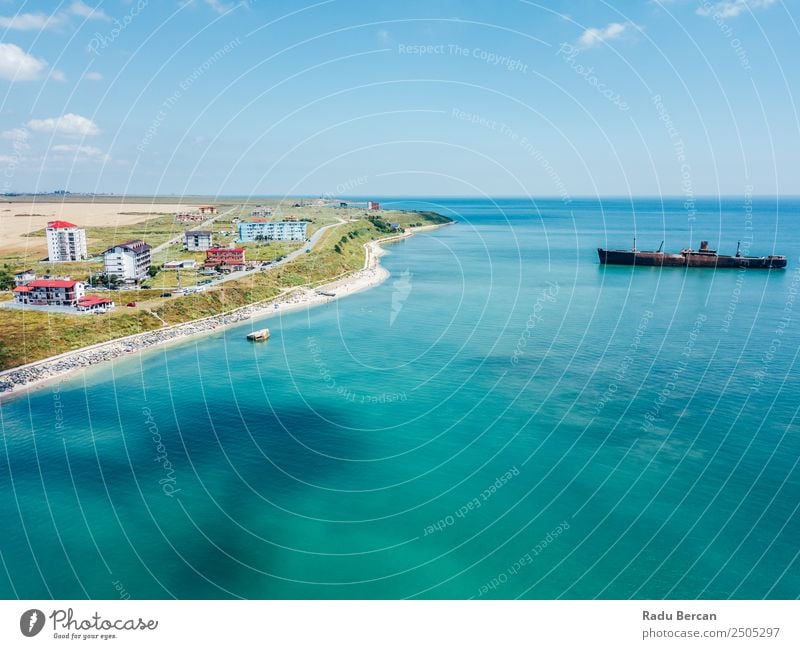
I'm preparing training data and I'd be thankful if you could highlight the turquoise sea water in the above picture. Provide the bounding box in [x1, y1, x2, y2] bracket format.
[1, 197, 798, 599]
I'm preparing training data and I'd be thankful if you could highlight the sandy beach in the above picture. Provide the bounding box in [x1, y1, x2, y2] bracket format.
[0, 225, 444, 399]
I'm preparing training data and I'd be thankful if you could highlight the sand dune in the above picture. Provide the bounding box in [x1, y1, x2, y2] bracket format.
[0, 202, 192, 253]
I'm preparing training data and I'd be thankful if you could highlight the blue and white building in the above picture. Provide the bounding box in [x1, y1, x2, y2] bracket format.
[238, 221, 308, 242]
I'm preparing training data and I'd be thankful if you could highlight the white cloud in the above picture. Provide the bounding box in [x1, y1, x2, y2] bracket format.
[697, 0, 776, 18]
[84, 71, 104, 81]
[0, 43, 48, 81]
[0, 127, 30, 151]
[50, 69, 67, 82]
[0, 3, 109, 31]
[205, 0, 236, 14]
[27, 113, 100, 137]
[578, 22, 631, 48]
[69, 1, 111, 21]
[0, 12, 64, 30]
[180, 0, 248, 13]
[52, 144, 103, 155]
[50, 144, 110, 163]
[1, 128, 29, 141]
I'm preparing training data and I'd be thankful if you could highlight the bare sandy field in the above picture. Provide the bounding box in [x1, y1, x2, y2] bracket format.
[0, 202, 192, 253]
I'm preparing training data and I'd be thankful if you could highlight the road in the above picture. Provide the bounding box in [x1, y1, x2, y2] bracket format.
[205, 216, 348, 287]
[150, 205, 237, 255]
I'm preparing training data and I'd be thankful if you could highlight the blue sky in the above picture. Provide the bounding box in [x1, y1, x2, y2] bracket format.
[0, 0, 798, 196]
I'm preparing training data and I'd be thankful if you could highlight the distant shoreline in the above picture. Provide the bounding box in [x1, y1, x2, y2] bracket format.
[0, 223, 450, 400]
[5, 193, 800, 200]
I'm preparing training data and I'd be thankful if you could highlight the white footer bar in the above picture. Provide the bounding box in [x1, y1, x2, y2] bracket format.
[1, 600, 797, 648]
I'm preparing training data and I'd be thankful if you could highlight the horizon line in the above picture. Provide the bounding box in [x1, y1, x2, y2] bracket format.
[3, 193, 800, 200]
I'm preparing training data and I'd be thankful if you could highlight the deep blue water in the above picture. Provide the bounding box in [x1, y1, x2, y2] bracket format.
[1, 197, 798, 599]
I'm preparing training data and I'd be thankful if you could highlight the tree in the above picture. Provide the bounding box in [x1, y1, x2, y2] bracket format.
[0, 265, 14, 291]
[96, 272, 122, 289]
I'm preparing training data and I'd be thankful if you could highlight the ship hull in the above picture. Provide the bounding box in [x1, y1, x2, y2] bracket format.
[598, 248, 786, 269]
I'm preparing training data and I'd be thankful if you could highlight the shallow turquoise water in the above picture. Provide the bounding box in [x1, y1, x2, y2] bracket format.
[1, 197, 798, 599]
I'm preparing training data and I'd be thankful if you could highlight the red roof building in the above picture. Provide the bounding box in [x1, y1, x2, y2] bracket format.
[76, 296, 115, 312]
[47, 220, 78, 229]
[29, 279, 77, 288]
[13, 278, 85, 307]
[206, 247, 245, 269]
[46, 220, 87, 261]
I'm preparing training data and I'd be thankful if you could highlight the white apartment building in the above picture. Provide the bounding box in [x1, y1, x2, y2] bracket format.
[184, 230, 213, 251]
[46, 220, 88, 262]
[103, 240, 152, 283]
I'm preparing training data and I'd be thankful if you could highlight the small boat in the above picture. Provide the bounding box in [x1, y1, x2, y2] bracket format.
[246, 328, 270, 341]
[316, 290, 336, 297]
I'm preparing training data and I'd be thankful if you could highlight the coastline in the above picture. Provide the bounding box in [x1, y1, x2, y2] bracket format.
[0, 224, 447, 400]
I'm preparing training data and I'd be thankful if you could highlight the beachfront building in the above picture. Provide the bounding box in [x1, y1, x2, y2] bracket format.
[103, 240, 152, 283]
[238, 220, 308, 242]
[184, 230, 213, 251]
[46, 220, 88, 262]
[368, 201, 381, 210]
[198, 205, 217, 215]
[13, 269, 36, 286]
[206, 247, 245, 271]
[13, 279, 85, 307]
[76, 296, 115, 313]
